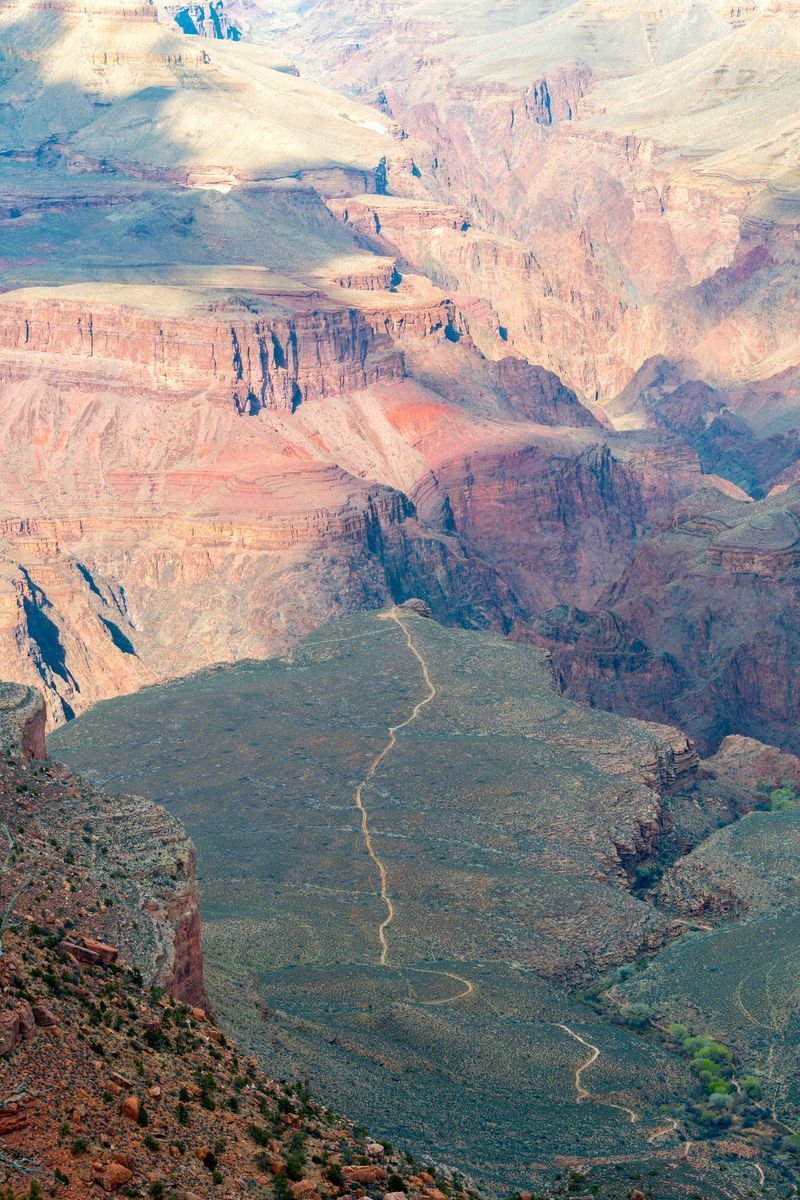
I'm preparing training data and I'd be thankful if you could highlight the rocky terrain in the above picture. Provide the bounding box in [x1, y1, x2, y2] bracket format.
[0, 682, 207, 1010]
[0, 683, 490, 1200]
[530, 485, 800, 755]
[2, 0, 800, 1193]
[5, 644, 779, 1200]
[50, 606, 800, 1196]
[0, 0, 789, 744]
[274, 0, 800, 413]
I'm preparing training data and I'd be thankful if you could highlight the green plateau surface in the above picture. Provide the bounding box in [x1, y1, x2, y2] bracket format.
[50, 611, 777, 1197]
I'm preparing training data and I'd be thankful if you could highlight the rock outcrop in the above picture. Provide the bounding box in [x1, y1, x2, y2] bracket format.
[529, 487, 800, 755]
[0, 682, 46, 759]
[0, 928, 462, 1200]
[0, 292, 405, 415]
[0, 687, 207, 1008]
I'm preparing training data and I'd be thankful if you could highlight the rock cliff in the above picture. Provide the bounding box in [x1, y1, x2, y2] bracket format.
[529, 487, 800, 755]
[0, 682, 207, 1008]
[280, 0, 800, 423]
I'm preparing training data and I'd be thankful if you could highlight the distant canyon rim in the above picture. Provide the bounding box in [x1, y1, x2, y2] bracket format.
[0, 0, 797, 746]
[2, 1, 800, 1196]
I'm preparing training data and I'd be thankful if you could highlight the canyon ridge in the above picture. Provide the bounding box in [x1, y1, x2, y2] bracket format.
[2, 0, 800, 1197]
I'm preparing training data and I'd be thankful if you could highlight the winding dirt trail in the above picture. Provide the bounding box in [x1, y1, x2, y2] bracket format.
[556, 1023, 638, 1123]
[646, 1116, 680, 1145]
[353, 610, 437, 965]
[351, 610, 476, 1009]
[404, 965, 477, 1005]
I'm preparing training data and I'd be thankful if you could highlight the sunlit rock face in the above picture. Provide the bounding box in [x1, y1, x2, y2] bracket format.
[0, 0, 796, 734]
[274, 0, 800, 415]
[0, 0, 720, 722]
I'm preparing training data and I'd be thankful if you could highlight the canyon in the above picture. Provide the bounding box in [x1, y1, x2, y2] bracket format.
[47, 604, 800, 1195]
[52, 607, 787, 1197]
[0, 0, 797, 756]
[1, 0, 800, 1195]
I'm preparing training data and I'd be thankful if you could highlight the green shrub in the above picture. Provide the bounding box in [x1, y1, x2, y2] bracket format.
[324, 1163, 344, 1188]
[769, 783, 798, 811]
[620, 1002, 653, 1029]
[274, 1175, 292, 1200]
[285, 1152, 305, 1181]
[248, 1123, 271, 1147]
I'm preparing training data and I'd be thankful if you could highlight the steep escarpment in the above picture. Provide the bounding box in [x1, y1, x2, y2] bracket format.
[0, 480, 513, 726]
[0, 684, 206, 1007]
[0, 262, 731, 726]
[530, 487, 800, 755]
[0, 681, 46, 759]
[281, 0, 800, 433]
[0, 291, 404, 415]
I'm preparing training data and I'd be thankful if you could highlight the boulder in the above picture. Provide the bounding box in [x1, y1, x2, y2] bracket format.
[81, 937, 119, 966]
[101, 1163, 134, 1191]
[290, 1181, 318, 1199]
[32, 1002, 57, 1028]
[343, 1166, 388, 1186]
[399, 598, 433, 619]
[121, 1095, 141, 1123]
[0, 1103, 28, 1135]
[15, 1000, 36, 1039]
[108, 1071, 133, 1089]
[0, 1010, 20, 1056]
[59, 939, 100, 966]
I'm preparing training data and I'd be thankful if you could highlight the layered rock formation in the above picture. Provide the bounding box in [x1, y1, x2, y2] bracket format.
[0, 1, 729, 726]
[0, 0, 797, 770]
[530, 487, 800, 755]
[0, 682, 207, 1006]
[276, 0, 800, 426]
